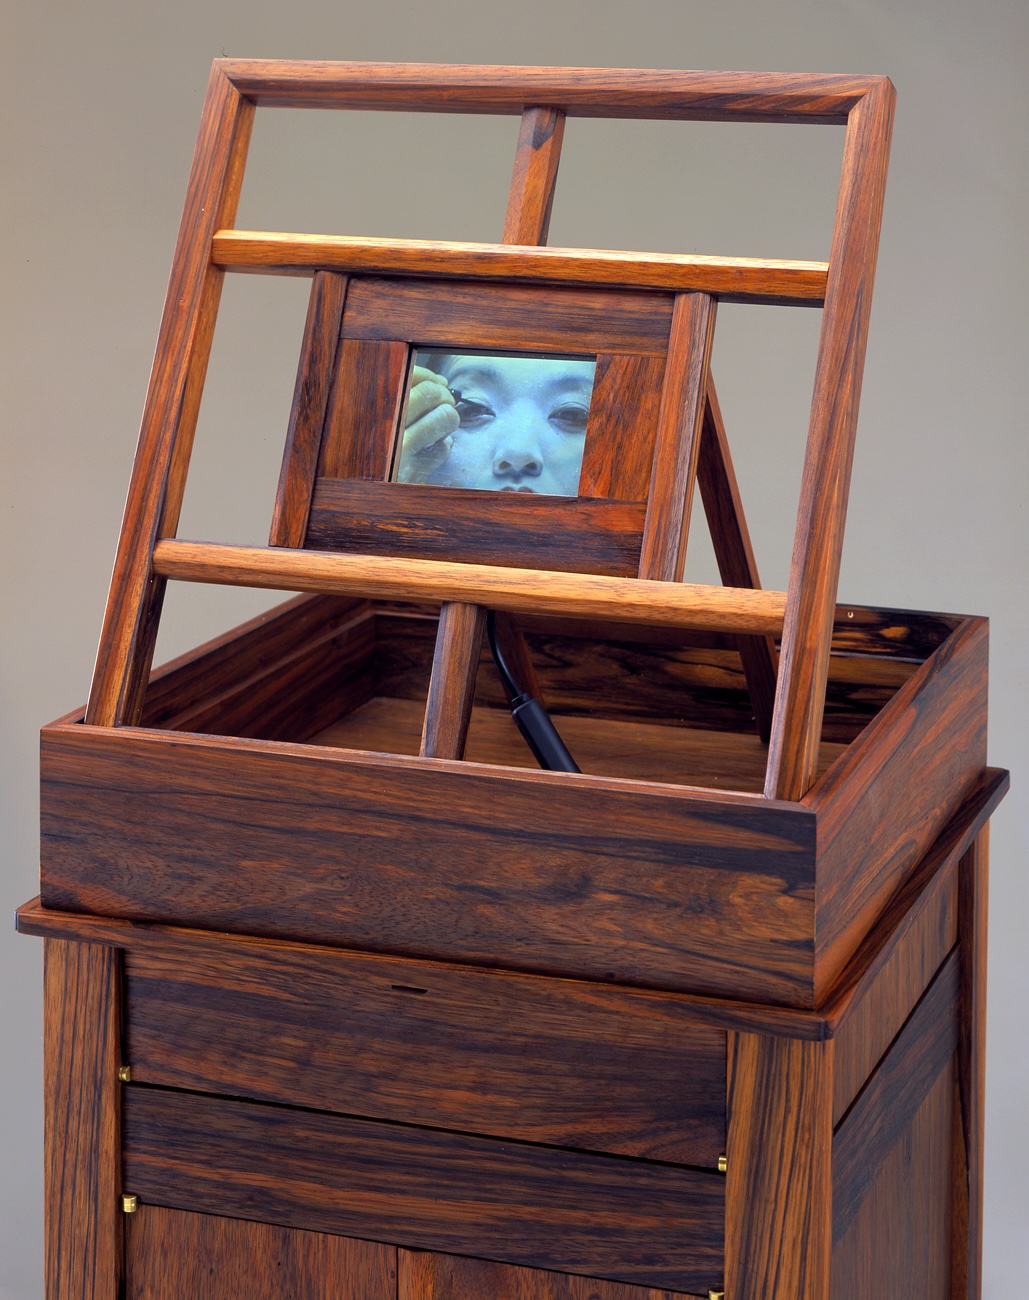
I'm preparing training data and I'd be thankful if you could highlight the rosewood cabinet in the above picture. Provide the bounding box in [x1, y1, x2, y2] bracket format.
[18, 592, 1005, 1299]
[18, 59, 1005, 1299]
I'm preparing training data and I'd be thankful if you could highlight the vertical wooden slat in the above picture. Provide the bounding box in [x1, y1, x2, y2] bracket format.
[696, 376, 778, 740]
[764, 79, 895, 799]
[420, 601, 486, 759]
[422, 104, 569, 737]
[503, 107, 566, 245]
[577, 352, 666, 502]
[44, 940, 123, 1300]
[638, 292, 717, 581]
[953, 827, 989, 1300]
[270, 271, 349, 548]
[725, 1031, 834, 1300]
[85, 64, 255, 727]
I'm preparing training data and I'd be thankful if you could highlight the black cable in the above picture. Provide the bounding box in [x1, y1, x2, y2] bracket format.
[486, 611, 580, 773]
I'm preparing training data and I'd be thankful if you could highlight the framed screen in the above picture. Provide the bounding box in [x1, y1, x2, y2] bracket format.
[392, 349, 597, 497]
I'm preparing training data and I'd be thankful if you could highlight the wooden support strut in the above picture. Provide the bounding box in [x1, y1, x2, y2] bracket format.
[764, 78, 896, 800]
[85, 64, 255, 728]
[420, 106, 567, 758]
[152, 540, 787, 635]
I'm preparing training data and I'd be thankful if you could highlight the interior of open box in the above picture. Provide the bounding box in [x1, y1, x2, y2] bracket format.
[139, 594, 960, 796]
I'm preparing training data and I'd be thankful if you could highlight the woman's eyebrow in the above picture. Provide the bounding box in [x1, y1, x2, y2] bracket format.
[445, 364, 502, 388]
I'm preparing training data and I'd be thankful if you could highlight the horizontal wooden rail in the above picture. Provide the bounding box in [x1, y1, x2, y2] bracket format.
[212, 232, 828, 305]
[153, 540, 787, 634]
[218, 60, 880, 123]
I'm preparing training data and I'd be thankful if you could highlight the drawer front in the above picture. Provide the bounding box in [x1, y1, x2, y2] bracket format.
[122, 1086, 725, 1295]
[124, 932, 726, 1166]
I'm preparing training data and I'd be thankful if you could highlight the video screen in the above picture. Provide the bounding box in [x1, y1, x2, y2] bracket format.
[392, 349, 596, 497]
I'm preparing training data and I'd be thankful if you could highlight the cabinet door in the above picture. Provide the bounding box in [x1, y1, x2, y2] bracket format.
[398, 1249, 699, 1299]
[125, 1206, 396, 1299]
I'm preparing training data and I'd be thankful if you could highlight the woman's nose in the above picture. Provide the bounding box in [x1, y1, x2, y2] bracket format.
[493, 444, 543, 477]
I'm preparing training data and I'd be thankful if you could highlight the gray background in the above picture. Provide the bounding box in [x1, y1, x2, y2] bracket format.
[2, 0, 1025, 1294]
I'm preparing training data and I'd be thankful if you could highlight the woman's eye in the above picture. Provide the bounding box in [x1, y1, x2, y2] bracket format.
[549, 403, 590, 434]
[455, 398, 494, 428]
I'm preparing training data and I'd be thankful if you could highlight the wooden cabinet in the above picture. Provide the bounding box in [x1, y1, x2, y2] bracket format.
[18, 59, 1005, 1299]
[19, 753, 1001, 1299]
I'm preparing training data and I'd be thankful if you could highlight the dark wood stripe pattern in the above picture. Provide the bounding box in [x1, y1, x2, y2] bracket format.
[40, 723, 818, 1005]
[269, 271, 348, 548]
[398, 1248, 700, 1299]
[120, 933, 726, 1164]
[44, 940, 123, 1300]
[832, 950, 960, 1244]
[126, 1206, 396, 1300]
[316, 338, 410, 481]
[954, 831, 989, 1299]
[811, 614, 988, 999]
[725, 1032, 833, 1300]
[340, 278, 674, 357]
[305, 480, 647, 576]
[121, 1087, 725, 1293]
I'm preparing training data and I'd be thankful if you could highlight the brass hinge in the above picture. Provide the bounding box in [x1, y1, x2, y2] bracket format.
[117, 1065, 132, 1083]
[717, 1154, 727, 1174]
[708, 1291, 725, 1300]
[121, 1194, 138, 1214]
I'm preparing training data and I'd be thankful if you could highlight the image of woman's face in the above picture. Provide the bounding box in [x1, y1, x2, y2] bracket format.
[394, 351, 596, 496]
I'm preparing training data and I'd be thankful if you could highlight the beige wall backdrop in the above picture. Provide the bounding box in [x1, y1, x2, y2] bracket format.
[2, 0, 1026, 1294]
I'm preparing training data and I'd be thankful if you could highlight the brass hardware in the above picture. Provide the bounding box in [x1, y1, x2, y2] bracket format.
[121, 1194, 138, 1214]
[117, 1066, 132, 1083]
[717, 1154, 728, 1174]
[708, 1290, 725, 1300]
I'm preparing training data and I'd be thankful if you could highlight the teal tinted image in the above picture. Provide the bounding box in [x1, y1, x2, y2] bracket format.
[393, 349, 596, 496]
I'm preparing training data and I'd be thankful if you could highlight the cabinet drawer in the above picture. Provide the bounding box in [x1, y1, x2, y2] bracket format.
[124, 930, 726, 1166]
[122, 1086, 725, 1294]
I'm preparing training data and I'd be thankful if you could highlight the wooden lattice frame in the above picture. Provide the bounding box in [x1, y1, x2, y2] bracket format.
[84, 61, 895, 801]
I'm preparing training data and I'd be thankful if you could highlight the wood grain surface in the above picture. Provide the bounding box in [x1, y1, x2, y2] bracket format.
[503, 106, 566, 244]
[39, 722, 818, 1004]
[125, 1206, 396, 1299]
[316, 337, 409, 480]
[695, 378, 777, 741]
[639, 294, 716, 581]
[314, 695, 839, 792]
[120, 927, 725, 1163]
[578, 354, 666, 501]
[831, 857, 957, 1124]
[398, 1249, 700, 1299]
[420, 602, 486, 759]
[369, 604, 922, 744]
[269, 271, 348, 548]
[140, 593, 375, 742]
[764, 77, 895, 801]
[121, 1087, 725, 1292]
[953, 829, 989, 1300]
[830, 1064, 955, 1300]
[809, 614, 988, 999]
[340, 278, 673, 356]
[43, 940, 123, 1300]
[305, 479, 647, 576]
[216, 61, 880, 122]
[85, 64, 254, 727]
[214, 232, 828, 306]
[832, 950, 960, 1244]
[152, 539, 788, 634]
[817, 767, 1005, 1036]
[17, 897, 835, 1043]
[725, 1032, 833, 1300]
